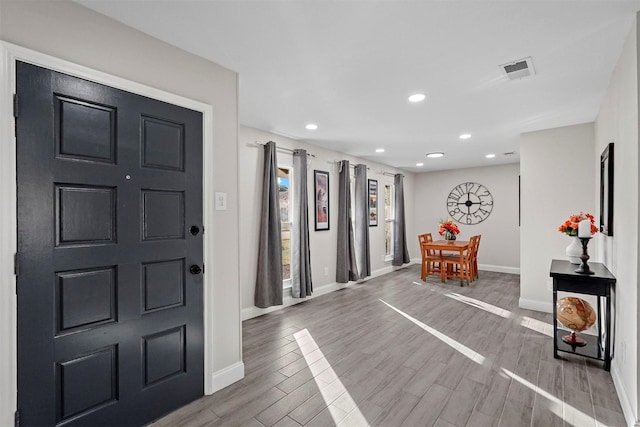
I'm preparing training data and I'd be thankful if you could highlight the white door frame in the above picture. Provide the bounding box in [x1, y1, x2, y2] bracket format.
[0, 41, 216, 425]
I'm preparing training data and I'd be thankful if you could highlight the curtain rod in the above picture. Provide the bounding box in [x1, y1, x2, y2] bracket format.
[333, 161, 405, 176]
[331, 160, 370, 170]
[381, 171, 405, 178]
[331, 162, 404, 177]
[251, 141, 317, 158]
[349, 163, 370, 170]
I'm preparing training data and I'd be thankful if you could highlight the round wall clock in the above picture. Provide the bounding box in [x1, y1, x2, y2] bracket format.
[446, 182, 493, 225]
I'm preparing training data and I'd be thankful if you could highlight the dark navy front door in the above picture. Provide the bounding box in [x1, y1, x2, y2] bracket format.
[16, 62, 204, 426]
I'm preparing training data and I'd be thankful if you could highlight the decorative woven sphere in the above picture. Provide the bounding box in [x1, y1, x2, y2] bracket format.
[556, 297, 596, 332]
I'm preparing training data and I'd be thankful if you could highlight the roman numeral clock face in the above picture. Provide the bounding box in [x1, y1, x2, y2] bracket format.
[447, 182, 493, 225]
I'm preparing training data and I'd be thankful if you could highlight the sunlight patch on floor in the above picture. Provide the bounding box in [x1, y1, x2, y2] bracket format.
[445, 292, 513, 318]
[379, 299, 486, 365]
[293, 329, 367, 426]
[500, 367, 595, 426]
[376, 299, 596, 427]
[520, 316, 553, 337]
[444, 292, 553, 337]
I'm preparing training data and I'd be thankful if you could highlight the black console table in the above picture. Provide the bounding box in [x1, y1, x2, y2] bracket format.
[550, 259, 616, 370]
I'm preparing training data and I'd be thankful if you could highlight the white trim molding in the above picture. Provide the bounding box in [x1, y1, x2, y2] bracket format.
[518, 297, 553, 313]
[610, 362, 639, 427]
[478, 264, 520, 275]
[211, 362, 245, 394]
[242, 281, 355, 321]
[0, 42, 18, 427]
[0, 42, 227, 427]
[242, 262, 415, 321]
[412, 258, 519, 276]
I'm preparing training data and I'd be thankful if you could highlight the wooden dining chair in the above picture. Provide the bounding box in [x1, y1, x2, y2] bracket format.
[418, 233, 442, 280]
[443, 235, 477, 286]
[471, 234, 481, 280]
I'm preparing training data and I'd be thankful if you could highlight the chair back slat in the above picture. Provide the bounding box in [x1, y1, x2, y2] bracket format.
[442, 235, 478, 286]
[418, 233, 440, 281]
[418, 233, 429, 258]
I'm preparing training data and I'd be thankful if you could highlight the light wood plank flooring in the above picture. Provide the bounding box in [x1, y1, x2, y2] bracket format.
[151, 265, 627, 427]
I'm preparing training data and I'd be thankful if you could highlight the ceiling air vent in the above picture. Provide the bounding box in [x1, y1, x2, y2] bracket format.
[500, 57, 535, 80]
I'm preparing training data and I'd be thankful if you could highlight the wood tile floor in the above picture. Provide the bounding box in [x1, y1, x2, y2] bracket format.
[151, 265, 627, 427]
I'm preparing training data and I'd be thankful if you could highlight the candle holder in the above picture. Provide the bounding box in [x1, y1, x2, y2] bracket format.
[575, 237, 594, 275]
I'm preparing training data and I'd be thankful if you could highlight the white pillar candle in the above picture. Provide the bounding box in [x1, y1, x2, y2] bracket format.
[578, 219, 591, 238]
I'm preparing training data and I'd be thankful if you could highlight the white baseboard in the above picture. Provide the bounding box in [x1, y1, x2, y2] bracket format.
[611, 361, 639, 427]
[209, 362, 245, 394]
[478, 264, 520, 275]
[241, 262, 415, 321]
[518, 297, 553, 313]
[241, 281, 354, 320]
[371, 262, 411, 278]
[413, 258, 519, 276]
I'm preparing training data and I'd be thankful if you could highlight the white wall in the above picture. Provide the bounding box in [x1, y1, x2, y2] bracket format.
[519, 123, 596, 313]
[239, 126, 416, 318]
[412, 163, 520, 273]
[595, 15, 639, 426]
[0, 2, 242, 425]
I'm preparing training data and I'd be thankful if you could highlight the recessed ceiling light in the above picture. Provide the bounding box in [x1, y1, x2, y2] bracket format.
[416, 162, 424, 167]
[305, 123, 318, 130]
[376, 148, 385, 153]
[426, 152, 444, 158]
[486, 154, 496, 158]
[408, 93, 426, 103]
[459, 133, 472, 140]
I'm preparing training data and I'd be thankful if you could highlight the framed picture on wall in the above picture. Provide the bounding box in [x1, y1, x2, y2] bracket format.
[600, 142, 614, 236]
[368, 179, 378, 226]
[314, 170, 330, 231]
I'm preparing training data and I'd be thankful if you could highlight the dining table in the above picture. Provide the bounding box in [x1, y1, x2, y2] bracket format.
[422, 239, 470, 283]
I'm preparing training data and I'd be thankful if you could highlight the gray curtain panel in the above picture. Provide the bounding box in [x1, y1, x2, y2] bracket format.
[291, 149, 313, 298]
[254, 141, 283, 308]
[393, 173, 410, 266]
[354, 164, 371, 279]
[336, 160, 359, 282]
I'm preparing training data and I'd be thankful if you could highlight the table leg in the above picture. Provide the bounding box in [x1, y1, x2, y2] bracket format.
[459, 251, 464, 287]
[452, 249, 463, 286]
[605, 292, 611, 371]
[553, 286, 559, 359]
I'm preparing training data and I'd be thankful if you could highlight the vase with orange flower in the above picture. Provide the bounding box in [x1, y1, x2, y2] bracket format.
[558, 213, 598, 264]
[439, 218, 460, 242]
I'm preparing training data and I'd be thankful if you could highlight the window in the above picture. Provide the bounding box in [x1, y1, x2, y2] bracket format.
[384, 183, 394, 259]
[278, 167, 292, 284]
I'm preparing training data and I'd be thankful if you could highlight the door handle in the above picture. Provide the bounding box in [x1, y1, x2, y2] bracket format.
[190, 225, 200, 236]
[189, 265, 202, 275]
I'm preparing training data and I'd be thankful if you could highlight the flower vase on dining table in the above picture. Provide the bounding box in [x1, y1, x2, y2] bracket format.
[443, 230, 456, 242]
[439, 218, 460, 243]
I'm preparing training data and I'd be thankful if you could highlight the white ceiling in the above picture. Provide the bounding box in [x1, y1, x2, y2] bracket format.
[76, 0, 640, 172]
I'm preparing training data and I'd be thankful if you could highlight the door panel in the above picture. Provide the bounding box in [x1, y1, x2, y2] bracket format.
[17, 62, 204, 427]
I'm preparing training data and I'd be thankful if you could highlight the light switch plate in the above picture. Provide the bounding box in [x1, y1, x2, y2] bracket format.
[215, 192, 227, 210]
